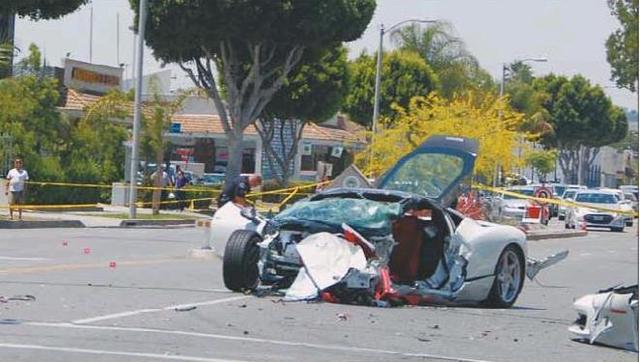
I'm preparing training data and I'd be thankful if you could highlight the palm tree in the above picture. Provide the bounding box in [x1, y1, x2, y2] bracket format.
[391, 21, 493, 98]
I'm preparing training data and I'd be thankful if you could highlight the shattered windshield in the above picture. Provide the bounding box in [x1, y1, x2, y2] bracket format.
[380, 153, 464, 199]
[274, 198, 403, 234]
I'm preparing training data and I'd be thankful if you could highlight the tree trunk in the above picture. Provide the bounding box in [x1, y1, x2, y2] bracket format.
[558, 148, 573, 184]
[226, 131, 244, 184]
[581, 146, 600, 187]
[178, 43, 305, 189]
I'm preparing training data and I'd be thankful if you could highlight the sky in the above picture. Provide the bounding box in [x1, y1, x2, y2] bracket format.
[13, 0, 638, 111]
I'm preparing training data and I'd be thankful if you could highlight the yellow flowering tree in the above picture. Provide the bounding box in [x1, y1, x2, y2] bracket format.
[357, 91, 532, 181]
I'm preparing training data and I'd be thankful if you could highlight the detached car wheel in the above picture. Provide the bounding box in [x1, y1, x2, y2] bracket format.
[223, 230, 261, 292]
[485, 245, 524, 308]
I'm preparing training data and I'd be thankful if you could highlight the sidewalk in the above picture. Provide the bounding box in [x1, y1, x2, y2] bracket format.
[521, 220, 588, 240]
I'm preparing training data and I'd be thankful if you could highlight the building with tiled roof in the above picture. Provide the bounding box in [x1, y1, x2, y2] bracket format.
[56, 59, 366, 182]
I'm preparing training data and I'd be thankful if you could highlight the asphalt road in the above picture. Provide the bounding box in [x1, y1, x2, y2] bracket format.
[0, 224, 637, 362]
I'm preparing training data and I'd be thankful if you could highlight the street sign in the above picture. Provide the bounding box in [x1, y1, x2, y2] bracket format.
[170, 122, 182, 133]
[534, 186, 553, 203]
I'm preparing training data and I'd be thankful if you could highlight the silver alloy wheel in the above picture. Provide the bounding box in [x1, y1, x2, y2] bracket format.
[496, 249, 521, 304]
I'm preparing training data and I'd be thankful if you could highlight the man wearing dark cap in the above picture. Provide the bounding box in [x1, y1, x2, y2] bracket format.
[217, 174, 262, 208]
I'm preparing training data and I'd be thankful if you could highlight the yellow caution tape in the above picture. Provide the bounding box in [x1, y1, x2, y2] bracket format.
[0, 203, 100, 210]
[278, 187, 300, 209]
[1, 180, 326, 211]
[472, 184, 639, 217]
[25, 181, 221, 193]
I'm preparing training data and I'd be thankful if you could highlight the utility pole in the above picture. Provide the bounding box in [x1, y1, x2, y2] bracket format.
[89, 5, 93, 63]
[116, 13, 120, 66]
[128, 0, 148, 219]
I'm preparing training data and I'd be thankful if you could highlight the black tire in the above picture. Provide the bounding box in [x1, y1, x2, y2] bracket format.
[558, 215, 565, 221]
[564, 223, 570, 229]
[484, 244, 525, 308]
[626, 221, 633, 227]
[223, 230, 261, 292]
[610, 226, 624, 232]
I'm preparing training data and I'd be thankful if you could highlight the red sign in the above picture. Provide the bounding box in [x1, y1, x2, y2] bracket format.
[175, 148, 193, 156]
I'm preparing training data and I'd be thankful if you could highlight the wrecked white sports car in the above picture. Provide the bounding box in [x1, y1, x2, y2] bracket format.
[212, 136, 567, 307]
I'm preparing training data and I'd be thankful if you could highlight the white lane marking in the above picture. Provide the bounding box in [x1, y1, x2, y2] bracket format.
[72, 295, 248, 325]
[0, 343, 246, 362]
[26, 322, 495, 362]
[0, 256, 49, 261]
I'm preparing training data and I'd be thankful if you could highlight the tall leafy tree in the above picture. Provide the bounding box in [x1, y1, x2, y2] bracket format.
[534, 74, 628, 184]
[257, 45, 350, 187]
[0, 45, 66, 171]
[391, 21, 494, 99]
[357, 91, 531, 181]
[525, 149, 558, 181]
[343, 49, 439, 127]
[0, 0, 88, 77]
[503, 61, 553, 136]
[130, 0, 375, 184]
[606, 0, 638, 91]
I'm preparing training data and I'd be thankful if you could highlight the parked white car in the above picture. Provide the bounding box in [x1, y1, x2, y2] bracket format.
[623, 192, 639, 214]
[494, 186, 535, 220]
[565, 190, 628, 232]
[558, 189, 579, 221]
[599, 188, 634, 226]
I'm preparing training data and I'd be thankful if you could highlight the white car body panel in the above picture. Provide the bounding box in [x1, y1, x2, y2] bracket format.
[455, 218, 527, 280]
[209, 202, 262, 257]
[569, 286, 638, 352]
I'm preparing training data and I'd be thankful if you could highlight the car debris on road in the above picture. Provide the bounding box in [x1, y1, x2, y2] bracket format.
[569, 284, 638, 352]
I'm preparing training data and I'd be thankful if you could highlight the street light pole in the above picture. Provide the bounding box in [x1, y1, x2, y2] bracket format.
[368, 19, 437, 178]
[368, 24, 384, 179]
[128, 0, 148, 219]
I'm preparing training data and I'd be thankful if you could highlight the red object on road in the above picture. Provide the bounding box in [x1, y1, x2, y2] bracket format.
[526, 205, 541, 219]
[83, 247, 91, 254]
[109, 261, 117, 268]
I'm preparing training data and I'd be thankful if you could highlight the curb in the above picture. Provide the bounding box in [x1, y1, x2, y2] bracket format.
[0, 220, 85, 229]
[119, 219, 197, 227]
[526, 230, 588, 240]
[27, 207, 104, 212]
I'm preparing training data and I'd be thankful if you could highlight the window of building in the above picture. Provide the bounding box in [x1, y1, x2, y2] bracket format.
[301, 145, 330, 171]
[242, 148, 255, 173]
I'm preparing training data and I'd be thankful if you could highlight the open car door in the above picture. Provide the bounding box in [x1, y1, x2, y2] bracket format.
[377, 135, 478, 207]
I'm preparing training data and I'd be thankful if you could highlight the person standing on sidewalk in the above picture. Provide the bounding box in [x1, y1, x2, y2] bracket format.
[4, 159, 29, 220]
[174, 170, 190, 211]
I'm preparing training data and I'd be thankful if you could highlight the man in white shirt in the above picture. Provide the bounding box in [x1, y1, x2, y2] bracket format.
[5, 159, 29, 220]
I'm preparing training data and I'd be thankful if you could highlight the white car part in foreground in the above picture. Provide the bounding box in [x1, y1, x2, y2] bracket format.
[569, 285, 638, 352]
[209, 202, 265, 257]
